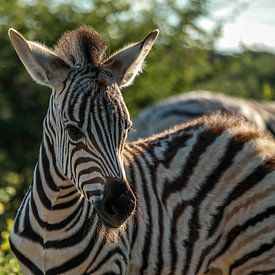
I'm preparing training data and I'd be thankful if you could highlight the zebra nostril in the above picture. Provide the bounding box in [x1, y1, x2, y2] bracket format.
[104, 200, 116, 216]
[93, 178, 136, 227]
[104, 192, 136, 218]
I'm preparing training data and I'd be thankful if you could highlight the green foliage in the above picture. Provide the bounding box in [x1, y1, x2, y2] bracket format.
[0, 219, 21, 274]
[263, 82, 273, 100]
[194, 50, 275, 100]
[0, 252, 21, 275]
[0, 0, 274, 271]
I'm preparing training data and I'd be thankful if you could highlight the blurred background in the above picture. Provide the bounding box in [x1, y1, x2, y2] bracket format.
[0, 0, 275, 273]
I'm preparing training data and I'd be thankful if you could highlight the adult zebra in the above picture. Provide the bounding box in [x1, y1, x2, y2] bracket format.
[128, 91, 275, 141]
[9, 26, 275, 275]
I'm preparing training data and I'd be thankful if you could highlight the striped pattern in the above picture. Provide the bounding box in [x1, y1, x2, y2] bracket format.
[124, 115, 275, 275]
[128, 91, 275, 141]
[9, 27, 275, 274]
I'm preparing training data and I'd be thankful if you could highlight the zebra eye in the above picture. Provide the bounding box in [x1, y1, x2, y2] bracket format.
[66, 124, 83, 140]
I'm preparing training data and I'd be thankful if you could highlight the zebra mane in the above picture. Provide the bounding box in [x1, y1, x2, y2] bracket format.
[54, 26, 108, 67]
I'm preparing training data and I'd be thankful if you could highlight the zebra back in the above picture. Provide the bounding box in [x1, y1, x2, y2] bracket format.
[128, 91, 275, 141]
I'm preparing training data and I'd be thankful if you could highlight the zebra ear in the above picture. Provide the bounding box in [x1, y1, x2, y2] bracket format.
[8, 28, 70, 89]
[102, 29, 159, 88]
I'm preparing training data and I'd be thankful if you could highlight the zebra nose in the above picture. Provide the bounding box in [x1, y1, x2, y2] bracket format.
[94, 178, 136, 228]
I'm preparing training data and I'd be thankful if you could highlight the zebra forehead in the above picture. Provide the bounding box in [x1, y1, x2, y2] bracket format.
[54, 25, 108, 66]
[64, 89, 128, 124]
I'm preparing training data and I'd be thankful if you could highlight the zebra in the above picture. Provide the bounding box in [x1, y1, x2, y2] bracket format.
[128, 91, 275, 141]
[9, 26, 275, 275]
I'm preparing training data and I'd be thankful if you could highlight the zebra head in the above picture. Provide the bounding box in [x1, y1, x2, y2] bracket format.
[9, 26, 159, 228]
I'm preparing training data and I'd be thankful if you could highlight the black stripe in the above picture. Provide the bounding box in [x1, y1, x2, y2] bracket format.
[229, 237, 275, 275]
[66, 204, 84, 231]
[9, 240, 43, 275]
[208, 206, 275, 270]
[60, 68, 86, 112]
[34, 164, 52, 210]
[162, 128, 221, 205]
[92, 97, 117, 175]
[169, 203, 191, 275]
[44, 134, 68, 181]
[133, 155, 153, 274]
[58, 67, 78, 96]
[87, 247, 127, 274]
[45, 227, 98, 274]
[58, 189, 77, 199]
[78, 92, 89, 126]
[77, 165, 102, 183]
[13, 186, 32, 233]
[41, 141, 60, 192]
[195, 234, 222, 274]
[44, 203, 92, 248]
[30, 193, 82, 231]
[52, 195, 80, 209]
[15, 197, 43, 245]
[183, 137, 245, 274]
[124, 156, 139, 260]
[207, 161, 274, 238]
[86, 236, 106, 271]
[248, 268, 275, 275]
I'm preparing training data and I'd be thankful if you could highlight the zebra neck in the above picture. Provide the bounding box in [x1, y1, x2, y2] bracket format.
[19, 136, 94, 238]
[10, 138, 98, 273]
[38, 132, 90, 214]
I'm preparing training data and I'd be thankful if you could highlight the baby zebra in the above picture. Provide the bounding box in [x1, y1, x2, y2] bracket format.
[128, 91, 275, 141]
[9, 26, 275, 275]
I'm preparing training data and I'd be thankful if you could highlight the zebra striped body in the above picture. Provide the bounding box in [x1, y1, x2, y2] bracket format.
[125, 115, 275, 275]
[129, 91, 275, 141]
[10, 114, 275, 274]
[8, 27, 275, 274]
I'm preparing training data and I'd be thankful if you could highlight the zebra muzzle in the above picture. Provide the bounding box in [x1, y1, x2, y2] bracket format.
[93, 177, 136, 228]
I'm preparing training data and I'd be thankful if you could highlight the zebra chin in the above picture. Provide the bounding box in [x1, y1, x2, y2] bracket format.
[93, 177, 136, 229]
